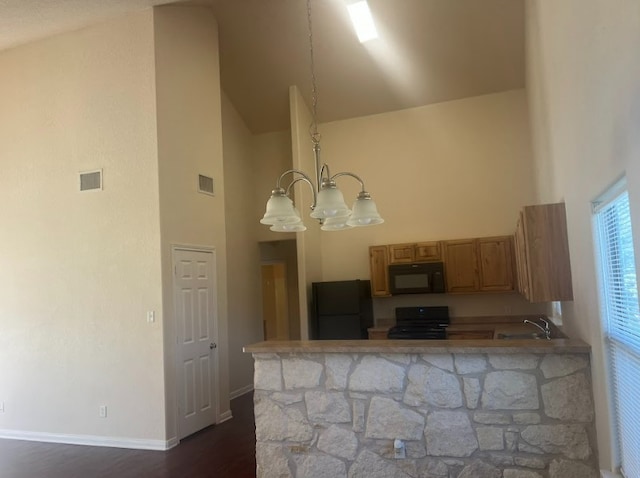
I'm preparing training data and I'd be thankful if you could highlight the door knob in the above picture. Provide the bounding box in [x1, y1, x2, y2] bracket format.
[210, 342, 217, 350]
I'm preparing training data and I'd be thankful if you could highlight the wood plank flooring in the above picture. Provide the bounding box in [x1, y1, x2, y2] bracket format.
[0, 392, 256, 478]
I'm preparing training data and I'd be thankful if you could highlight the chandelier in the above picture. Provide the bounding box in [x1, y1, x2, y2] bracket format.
[260, 0, 384, 232]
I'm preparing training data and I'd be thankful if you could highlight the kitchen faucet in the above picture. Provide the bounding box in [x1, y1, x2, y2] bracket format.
[523, 317, 551, 340]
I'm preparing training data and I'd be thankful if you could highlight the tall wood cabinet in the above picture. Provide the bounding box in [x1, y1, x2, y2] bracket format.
[369, 246, 391, 297]
[514, 203, 573, 302]
[442, 236, 515, 294]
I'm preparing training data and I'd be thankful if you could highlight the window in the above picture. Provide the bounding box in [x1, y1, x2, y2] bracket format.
[593, 178, 640, 478]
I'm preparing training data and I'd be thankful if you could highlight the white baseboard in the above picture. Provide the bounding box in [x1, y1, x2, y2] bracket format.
[230, 384, 253, 400]
[219, 409, 233, 423]
[0, 429, 174, 451]
[601, 470, 623, 478]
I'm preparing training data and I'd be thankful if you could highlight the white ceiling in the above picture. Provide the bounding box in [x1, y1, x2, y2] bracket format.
[1, 0, 525, 134]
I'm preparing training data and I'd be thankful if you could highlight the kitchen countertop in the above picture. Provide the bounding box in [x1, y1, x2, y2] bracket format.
[369, 315, 565, 339]
[244, 337, 590, 354]
[244, 316, 590, 354]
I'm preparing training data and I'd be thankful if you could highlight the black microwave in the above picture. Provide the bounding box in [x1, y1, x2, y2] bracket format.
[388, 262, 446, 295]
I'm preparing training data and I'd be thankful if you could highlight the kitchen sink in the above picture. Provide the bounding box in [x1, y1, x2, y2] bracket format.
[496, 332, 545, 340]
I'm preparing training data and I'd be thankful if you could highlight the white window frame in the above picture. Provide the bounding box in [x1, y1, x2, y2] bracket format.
[593, 177, 640, 478]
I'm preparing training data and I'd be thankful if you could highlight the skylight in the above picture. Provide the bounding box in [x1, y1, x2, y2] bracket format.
[346, 1, 378, 43]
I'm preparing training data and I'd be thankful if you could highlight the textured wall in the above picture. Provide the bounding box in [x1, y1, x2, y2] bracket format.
[525, 0, 640, 469]
[253, 351, 598, 478]
[0, 10, 166, 443]
[153, 4, 230, 439]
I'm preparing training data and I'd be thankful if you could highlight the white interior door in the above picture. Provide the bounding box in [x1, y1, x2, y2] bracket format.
[173, 247, 218, 439]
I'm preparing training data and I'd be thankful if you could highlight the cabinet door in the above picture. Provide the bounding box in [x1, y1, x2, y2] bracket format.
[443, 239, 479, 293]
[388, 244, 415, 264]
[447, 330, 494, 340]
[521, 203, 573, 302]
[414, 241, 441, 262]
[369, 246, 391, 297]
[514, 214, 531, 299]
[477, 236, 515, 292]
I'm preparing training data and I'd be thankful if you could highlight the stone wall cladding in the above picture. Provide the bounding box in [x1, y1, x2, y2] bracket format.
[253, 351, 598, 478]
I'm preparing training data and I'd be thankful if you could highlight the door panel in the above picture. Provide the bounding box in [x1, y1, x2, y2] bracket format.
[261, 263, 290, 340]
[174, 248, 217, 439]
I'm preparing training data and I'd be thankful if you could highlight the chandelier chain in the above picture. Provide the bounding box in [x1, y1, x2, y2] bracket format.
[307, 0, 321, 145]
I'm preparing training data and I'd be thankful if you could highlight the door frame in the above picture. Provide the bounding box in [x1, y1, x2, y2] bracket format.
[171, 244, 221, 439]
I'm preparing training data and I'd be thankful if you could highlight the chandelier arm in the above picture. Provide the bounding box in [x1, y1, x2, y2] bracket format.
[276, 168, 313, 189]
[276, 170, 318, 210]
[330, 171, 367, 193]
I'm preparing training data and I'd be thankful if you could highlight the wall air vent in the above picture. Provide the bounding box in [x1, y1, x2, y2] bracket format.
[79, 169, 103, 192]
[198, 174, 215, 196]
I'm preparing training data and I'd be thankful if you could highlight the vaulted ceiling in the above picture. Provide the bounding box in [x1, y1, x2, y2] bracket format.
[1, 0, 525, 134]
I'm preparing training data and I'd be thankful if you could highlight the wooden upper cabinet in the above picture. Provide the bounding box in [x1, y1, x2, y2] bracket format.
[369, 233, 521, 298]
[515, 203, 574, 302]
[388, 241, 441, 264]
[477, 236, 515, 292]
[442, 239, 479, 293]
[415, 242, 441, 262]
[388, 244, 415, 264]
[514, 214, 531, 299]
[443, 236, 515, 294]
[369, 246, 391, 297]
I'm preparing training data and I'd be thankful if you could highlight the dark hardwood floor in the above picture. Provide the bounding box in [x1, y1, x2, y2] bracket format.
[0, 392, 256, 478]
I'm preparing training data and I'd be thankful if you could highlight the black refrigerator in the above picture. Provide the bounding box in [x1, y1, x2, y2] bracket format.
[311, 280, 373, 340]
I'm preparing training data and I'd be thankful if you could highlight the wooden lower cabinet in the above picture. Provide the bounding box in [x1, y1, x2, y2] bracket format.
[368, 329, 390, 339]
[446, 330, 494, 340]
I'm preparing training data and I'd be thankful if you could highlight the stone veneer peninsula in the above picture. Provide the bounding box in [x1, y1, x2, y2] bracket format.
[244, 339, 598, 478]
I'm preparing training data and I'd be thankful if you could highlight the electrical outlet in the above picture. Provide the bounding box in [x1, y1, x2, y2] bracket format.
[99, 405, 107, 418]
[146, 311, 155, 323]
[394, 439, 406, 459]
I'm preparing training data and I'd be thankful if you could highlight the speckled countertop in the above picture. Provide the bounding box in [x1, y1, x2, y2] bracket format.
[244, 337, 591, 354]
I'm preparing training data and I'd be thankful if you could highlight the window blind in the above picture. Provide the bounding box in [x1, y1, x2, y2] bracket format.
[594, 187, 640, 478]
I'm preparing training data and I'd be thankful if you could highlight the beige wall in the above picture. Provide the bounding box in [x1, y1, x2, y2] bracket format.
[0, 11, 167, 442]
[220, 91, 264, 396]
[319, 89, 536, 276]
[154, 5, 230, 440]
[254, 131, 295, 243]
[316, 89, 545, 319]
[526, 0, 640, 470]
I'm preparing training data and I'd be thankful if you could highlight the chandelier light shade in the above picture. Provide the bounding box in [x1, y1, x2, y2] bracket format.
[260, 0, 384, 233]
[320, 216, 353, 231]
[310, 181, 351, 219]
[346, 191, 384, 226]
[259, 191, 300, 225]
